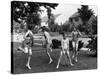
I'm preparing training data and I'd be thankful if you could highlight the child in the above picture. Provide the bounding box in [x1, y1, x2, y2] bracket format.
[40, 26, 53, 64]
[43, 29, 53, 64]
[17, 28, 34, 70]
[56, 32, 74, 69]
[72, 27, 81, 62]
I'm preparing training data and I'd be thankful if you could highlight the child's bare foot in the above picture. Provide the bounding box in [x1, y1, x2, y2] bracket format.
[56, 65, 59, 69]
[26, 64, 31, 70]
[49, 59, 53, 64]
[75, 58, 78, 62]
[70, 63, 74, 66]
[17, 47, 23, 52]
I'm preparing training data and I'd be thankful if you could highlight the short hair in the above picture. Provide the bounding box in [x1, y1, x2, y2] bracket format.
[40, 26, 50, 32]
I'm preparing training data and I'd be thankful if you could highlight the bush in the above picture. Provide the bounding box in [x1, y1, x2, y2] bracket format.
[78, 40, 84, 51]
[86, 35, 97, 56]
[69, 40, 73, 51]
[52, 39, 61, 49]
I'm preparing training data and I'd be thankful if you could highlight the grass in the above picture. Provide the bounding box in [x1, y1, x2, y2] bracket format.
[12, 42, 97, 74]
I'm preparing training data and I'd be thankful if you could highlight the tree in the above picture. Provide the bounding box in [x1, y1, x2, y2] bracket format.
[86, 34, 97, 56]
[61, 22, 73, 32]
[86, 16, 97, 56]
[77, 5, 95, 35]
[45, 5, 58, 31]
[11, 1, 41, 31]
[48, 13, 57, 31]
[11, 1, 58, 31]
[78, 5, 94, 25]
[90, 16, 97, 35]
[78, 5, 97, 56]
[84, 15, 97, 35]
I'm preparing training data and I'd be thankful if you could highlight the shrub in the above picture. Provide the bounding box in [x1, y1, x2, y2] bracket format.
[52, 39, 61, 49]
[69, 40, 73, 51]
[78, 40, 84, 51]
[86, 35, 97, 56]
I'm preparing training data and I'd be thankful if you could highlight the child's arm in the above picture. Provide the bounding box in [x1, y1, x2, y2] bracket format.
[78, 30, 82, 37]
[67, 39, 69, 50]
[29, 30, 34, 37]
[24, 30, 34, 39]
[24, 31, 30, 39]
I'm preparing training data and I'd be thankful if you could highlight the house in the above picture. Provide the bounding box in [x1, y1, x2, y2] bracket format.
[69, 12, 83, 26]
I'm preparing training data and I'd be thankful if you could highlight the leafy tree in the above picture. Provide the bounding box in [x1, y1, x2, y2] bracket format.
[86, 16, 97, 56]
[61, 23, 73, 32]
[84, 15, 97, 35]
[86, 35, 97, 56]
[77, 5, 97, 56]
[78, 5, 93, 25]
[77, 5, 94, 35]
[45, 5, 58, 31]
[91, 16, 97, 35]
[48, 13, 55, 31]
[11, 1, 58, 31]
[76, 5, 96, 35]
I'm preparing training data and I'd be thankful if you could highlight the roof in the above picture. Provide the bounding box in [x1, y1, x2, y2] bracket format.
[70, 12, 79, 18]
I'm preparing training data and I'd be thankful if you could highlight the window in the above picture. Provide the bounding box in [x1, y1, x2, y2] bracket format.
[74, 17, 79, 21]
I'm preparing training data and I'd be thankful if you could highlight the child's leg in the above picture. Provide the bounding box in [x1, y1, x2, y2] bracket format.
[26, 47, 32, 70]
[49, 46, 52, 52]
[65, 50, 74, 66]
[17, 46, 25, 52]
[74, 41, 79, 62]
[26, 55, 31, 69]
[46, 44, 53, 64]
[17, 40, 26, 52]
[56, 51, 63, 69]
[72, 41, 76, 59]
[48, 43, 52, 52]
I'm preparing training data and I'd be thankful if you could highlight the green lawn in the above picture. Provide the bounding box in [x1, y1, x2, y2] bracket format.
[12, 42, 97, 74]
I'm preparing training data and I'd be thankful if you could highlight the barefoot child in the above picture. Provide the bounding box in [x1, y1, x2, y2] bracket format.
[56, 32, 74, 69]
[72, 27, 82, 62]
[40, 26, 53, 64]
[43, 29, 53, 64]
[17, 28, 34, 70]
